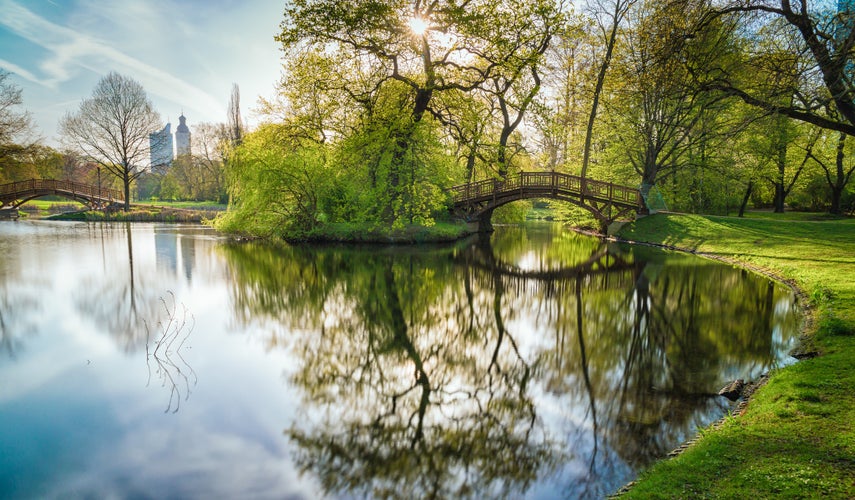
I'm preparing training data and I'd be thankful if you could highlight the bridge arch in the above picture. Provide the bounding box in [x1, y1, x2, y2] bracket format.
[448, 172, 645, 232]
[0, 179, 123, 211]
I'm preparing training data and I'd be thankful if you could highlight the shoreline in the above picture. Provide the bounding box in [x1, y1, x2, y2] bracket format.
[603, 231, 815, 497]
[603, 213, 855, 498]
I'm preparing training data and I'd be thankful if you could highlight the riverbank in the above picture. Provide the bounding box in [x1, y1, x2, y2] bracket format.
[45, 204, 221, 223]
[30, 201, 474, 243]
[613, 213, 855, 498]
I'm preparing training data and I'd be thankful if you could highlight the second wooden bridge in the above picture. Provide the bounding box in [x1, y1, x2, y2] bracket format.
[0, 179, 124, 211]
[449, 171, 645, 231]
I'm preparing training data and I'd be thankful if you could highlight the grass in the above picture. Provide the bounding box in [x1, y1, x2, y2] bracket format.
[17, 199, 87, 217]
[615, 213, 855, 499]
[16, 199, 225, 220]
[302, 221, 473, 244]
[740, 209, 853, 222]
[48, 204, 219, 223]
[137, 199, 227, 211]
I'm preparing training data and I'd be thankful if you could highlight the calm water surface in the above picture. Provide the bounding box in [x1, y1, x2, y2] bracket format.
[0, 221, 800, 499]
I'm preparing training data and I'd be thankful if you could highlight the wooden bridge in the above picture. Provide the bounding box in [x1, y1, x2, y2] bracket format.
[0, 179, 124, 212]
[448, 171, 645, 231]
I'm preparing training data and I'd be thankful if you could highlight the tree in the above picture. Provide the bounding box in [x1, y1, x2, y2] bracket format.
[60, 72, 162, 210]
[216, 123, 332, 238]
[191, 122, 229, 203]
[704, 0, 855, 135]
[806, 129, 855, 214]
[156, 123, 228, 202]
[607, 0, 735, 199]
[277, 0, 564, 224]
[227, 83, 244, 148]
[580, 0, 638, 180]
[0, 69, 39, 183]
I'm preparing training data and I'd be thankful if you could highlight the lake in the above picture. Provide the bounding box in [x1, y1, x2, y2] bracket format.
[0, 221, 800, 499]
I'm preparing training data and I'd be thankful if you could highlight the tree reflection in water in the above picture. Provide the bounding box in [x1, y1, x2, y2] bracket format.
[220, 224, 799, 499]
[144, 291, 197, 414]
[75, 222, 163, 352]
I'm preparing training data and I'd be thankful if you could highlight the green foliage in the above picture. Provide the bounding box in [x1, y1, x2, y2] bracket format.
[158, 172, 183, 201]
[220, 82, 460, 239]
[215, 123, 332, 239]
[492, 201, 530, 223]
[326, 113, 458, 230]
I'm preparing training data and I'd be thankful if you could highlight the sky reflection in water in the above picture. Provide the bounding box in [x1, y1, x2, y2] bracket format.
[0, 221, 800, 499]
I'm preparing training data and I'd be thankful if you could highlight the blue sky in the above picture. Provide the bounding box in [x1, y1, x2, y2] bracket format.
[0, 0, 284, 145]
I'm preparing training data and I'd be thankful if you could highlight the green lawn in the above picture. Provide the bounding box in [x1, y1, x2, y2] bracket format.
[18, 199, 86, 217]
[615, 213, 855, 499]
[136, 199, 227, 210]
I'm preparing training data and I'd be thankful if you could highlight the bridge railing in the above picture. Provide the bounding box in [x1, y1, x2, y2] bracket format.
[449, 172, 642, 208]
[0, 179, 124, 203]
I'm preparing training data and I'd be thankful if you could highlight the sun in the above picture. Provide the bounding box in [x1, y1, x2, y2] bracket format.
[409, 16, 428, 36]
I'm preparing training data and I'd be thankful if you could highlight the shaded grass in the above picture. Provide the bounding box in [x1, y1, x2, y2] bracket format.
[616, 213, 855, 498]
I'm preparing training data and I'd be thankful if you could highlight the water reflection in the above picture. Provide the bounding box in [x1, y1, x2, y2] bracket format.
[145, 292, 197, 413]
[220, 224, 799, 499]
[72, 223, 164, 352]
[0, 222, 202, 411]
[0, 221, 799, 498]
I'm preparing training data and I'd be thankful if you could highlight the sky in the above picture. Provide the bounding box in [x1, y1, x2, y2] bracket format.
[0, 0, 285, 146]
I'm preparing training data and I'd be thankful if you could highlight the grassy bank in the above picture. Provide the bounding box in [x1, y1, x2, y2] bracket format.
[615, 213, 855, 498]
[297, 221, 472, 244]
[48, 204, 220, 223]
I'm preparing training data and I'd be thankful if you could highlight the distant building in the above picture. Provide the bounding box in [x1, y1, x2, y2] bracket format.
[149, 112, 192, 170]
[149, 122, 174, 170]
[175, 113, 191, 157]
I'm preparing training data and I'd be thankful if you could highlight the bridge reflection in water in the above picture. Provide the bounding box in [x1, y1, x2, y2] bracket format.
[220, 223, 799, 499]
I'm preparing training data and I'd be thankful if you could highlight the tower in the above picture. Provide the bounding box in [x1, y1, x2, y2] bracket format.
[149, 122, 173, 170]
[175, 113, 191, 157]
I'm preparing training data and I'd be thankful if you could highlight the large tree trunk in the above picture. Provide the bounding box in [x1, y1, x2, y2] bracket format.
[497, 128, 512, 179]
[123, 170, 131, 211]
[640, 155, 659, 200]
[773, 182, 785, 213]
[830, 133, 846, 215]
[581, 0, 634, 180]
[385, 87, 432, 221]
[773, 143, 787, 213]
[738, 180, 753, 217]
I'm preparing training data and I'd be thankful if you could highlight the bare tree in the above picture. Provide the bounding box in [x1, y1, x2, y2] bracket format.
[0, 70, 39, 182]
[227, 83, 243, 148]
[60, 72, 162, 210]
[192, 122, 229, 202]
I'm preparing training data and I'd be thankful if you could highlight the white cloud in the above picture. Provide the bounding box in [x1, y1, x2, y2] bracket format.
[0, 57, 40, 83]
[0, 0, 224, 118]
[0, 0, 283, 143]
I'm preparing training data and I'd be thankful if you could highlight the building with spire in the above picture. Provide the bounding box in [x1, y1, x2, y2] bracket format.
[148, 112, 192, 170]
[175, 113, 191, 157]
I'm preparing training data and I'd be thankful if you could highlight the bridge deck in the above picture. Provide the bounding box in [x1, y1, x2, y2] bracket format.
[449, 172, 642, 210]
